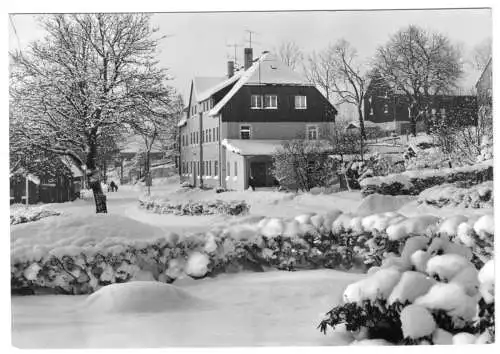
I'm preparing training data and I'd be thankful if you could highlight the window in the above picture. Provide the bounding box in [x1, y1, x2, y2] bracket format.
[209, 161, 212, 176]
[251, 95, 263, 109]
[208, 129, 212, 142]
[227, 162, 230, 176]
[214, 161, 218, 176]
[201, 130, 204, 143]
[264, 95, 278, 109]
[213, 127, 216, 142]
[234, 162, 237, 177]
[196, 131, 199, 144]
[240, 125, 251, 140]
[307, 125, 318, 140]
[295, 95, 307, 109]
[217, 127, 219, 140]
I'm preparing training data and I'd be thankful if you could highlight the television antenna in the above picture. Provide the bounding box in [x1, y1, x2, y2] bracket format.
[244, 29, 260, 48]
[226, 42, 242, 64]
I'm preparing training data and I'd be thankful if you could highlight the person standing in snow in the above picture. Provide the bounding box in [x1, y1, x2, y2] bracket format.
[248, 175, 255, 191]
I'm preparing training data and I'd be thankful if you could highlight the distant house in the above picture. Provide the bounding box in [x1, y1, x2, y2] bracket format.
[363, 74, 477, 134]
[10, 157, 83, 204]
[178, 48, 338, 190]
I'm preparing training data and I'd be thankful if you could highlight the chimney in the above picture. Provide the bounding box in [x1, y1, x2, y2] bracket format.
[244, 48, 253, 70]
[227, 60, 234, 78]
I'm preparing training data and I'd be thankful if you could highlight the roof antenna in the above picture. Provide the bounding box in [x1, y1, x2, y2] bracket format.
[245, 29, 260, 49]
[226, 42, 242, 66]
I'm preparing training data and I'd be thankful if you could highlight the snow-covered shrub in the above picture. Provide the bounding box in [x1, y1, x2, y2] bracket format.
[138, 196, 250, 216]
[10, 206, 61, 225]
[79, 189, 94, 200]
[418, 181, 493, 209]
[361, 160, 493, 197]
[318, 227, 495, 345]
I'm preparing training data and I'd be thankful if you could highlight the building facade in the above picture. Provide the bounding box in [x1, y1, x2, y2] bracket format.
[363, 75, 477, 134]
[178, 49, 337, 190]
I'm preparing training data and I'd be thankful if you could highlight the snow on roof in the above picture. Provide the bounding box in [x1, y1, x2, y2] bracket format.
[193, 77, 227, 98]
[209, 53, 314, 117]
[59, 157, 84, 177]
[222, 139, 285, 156]
[345, 120, 379, 130]
[196, 72, 243, 102]
[244, 53, 312, 86]
[177, 118, 187, 128]
[223, 139, 331, 156]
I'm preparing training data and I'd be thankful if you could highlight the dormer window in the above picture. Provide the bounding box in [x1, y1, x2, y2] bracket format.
[251, 95, 263, 109]
[264, 95, 278, 109]
[295, 95, 307, 109]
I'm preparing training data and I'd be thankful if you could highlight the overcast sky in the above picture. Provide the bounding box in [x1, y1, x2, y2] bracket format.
[9, 9, 491, 115]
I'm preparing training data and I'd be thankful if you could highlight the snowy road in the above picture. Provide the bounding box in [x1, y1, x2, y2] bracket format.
[12, 270, 363, 348]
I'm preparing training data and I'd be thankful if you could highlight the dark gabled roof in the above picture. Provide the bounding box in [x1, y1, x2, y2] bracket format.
[209, 53, 316, 117]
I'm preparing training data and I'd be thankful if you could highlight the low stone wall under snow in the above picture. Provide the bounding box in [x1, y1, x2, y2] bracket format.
[11, 208, 494, 296]
[418, 181, 494, 209]
[360, 160, 493, 197]
[138, 197, 250, 216]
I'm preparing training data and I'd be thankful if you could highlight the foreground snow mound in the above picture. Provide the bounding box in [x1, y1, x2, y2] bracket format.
[83, 281, 199, 313]
[473, 215, 494, 239]
[185, 252, 210, 278]
[400, 304, 436, 339]
[386, 215, 440, 240]
[11, 214, 165, 263]
[356, 194, 413, 216]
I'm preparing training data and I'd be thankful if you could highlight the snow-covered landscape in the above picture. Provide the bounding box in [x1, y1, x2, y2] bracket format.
[9, 9, 494, 350]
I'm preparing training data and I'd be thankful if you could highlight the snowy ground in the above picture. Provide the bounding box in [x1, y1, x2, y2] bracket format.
[12, 270, 362, 348]
[10, 177, 494, 348]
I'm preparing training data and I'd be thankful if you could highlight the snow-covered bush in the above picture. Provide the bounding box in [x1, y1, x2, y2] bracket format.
[138, 196, 250, 216]
[80, 189, 94, 201]
[361, 160, 493, 197]
[418, 181, 493, 208]
[318, 230, 495, 345]
[10, 205, 61, 225]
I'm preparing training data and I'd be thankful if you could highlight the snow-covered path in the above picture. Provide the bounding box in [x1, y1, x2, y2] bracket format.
[12, 270, 363, 348]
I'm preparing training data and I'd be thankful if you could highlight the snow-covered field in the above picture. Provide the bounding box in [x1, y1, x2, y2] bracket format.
[12, 270, 362, 348]
[10, 177, 495, 348]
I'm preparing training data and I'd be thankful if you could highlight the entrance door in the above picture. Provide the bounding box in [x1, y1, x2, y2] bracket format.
[251, 162, 267, 187]
[193, 164, 197, 187]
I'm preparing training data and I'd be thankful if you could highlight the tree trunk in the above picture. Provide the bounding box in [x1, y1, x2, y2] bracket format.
[86, 133, 107, 214]
[357, 105, 366, 140]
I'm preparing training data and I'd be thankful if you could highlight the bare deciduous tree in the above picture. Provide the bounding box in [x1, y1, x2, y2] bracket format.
[472, 37, 492, 71]
[373, 25, 463, 136]
[276, 41, 303, 70]
[10, 14, 173, 213]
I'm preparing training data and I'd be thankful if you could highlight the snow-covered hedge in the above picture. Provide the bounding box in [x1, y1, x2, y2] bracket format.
[11, 208, 494, 296]
[10, 206, 61, 225]
[418, 182, 493, 209]
[138, 196, 250, 216]
[360, 160, 493, 197]
[318, 222, 495, 345]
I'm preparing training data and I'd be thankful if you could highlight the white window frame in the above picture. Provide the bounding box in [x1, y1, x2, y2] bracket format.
[264, 94, 278, 109]
[295, 95, 307, 110]
[240, 124, 252, 140]
[251, 95, 263, 109]
[306, 124, 319, 140]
